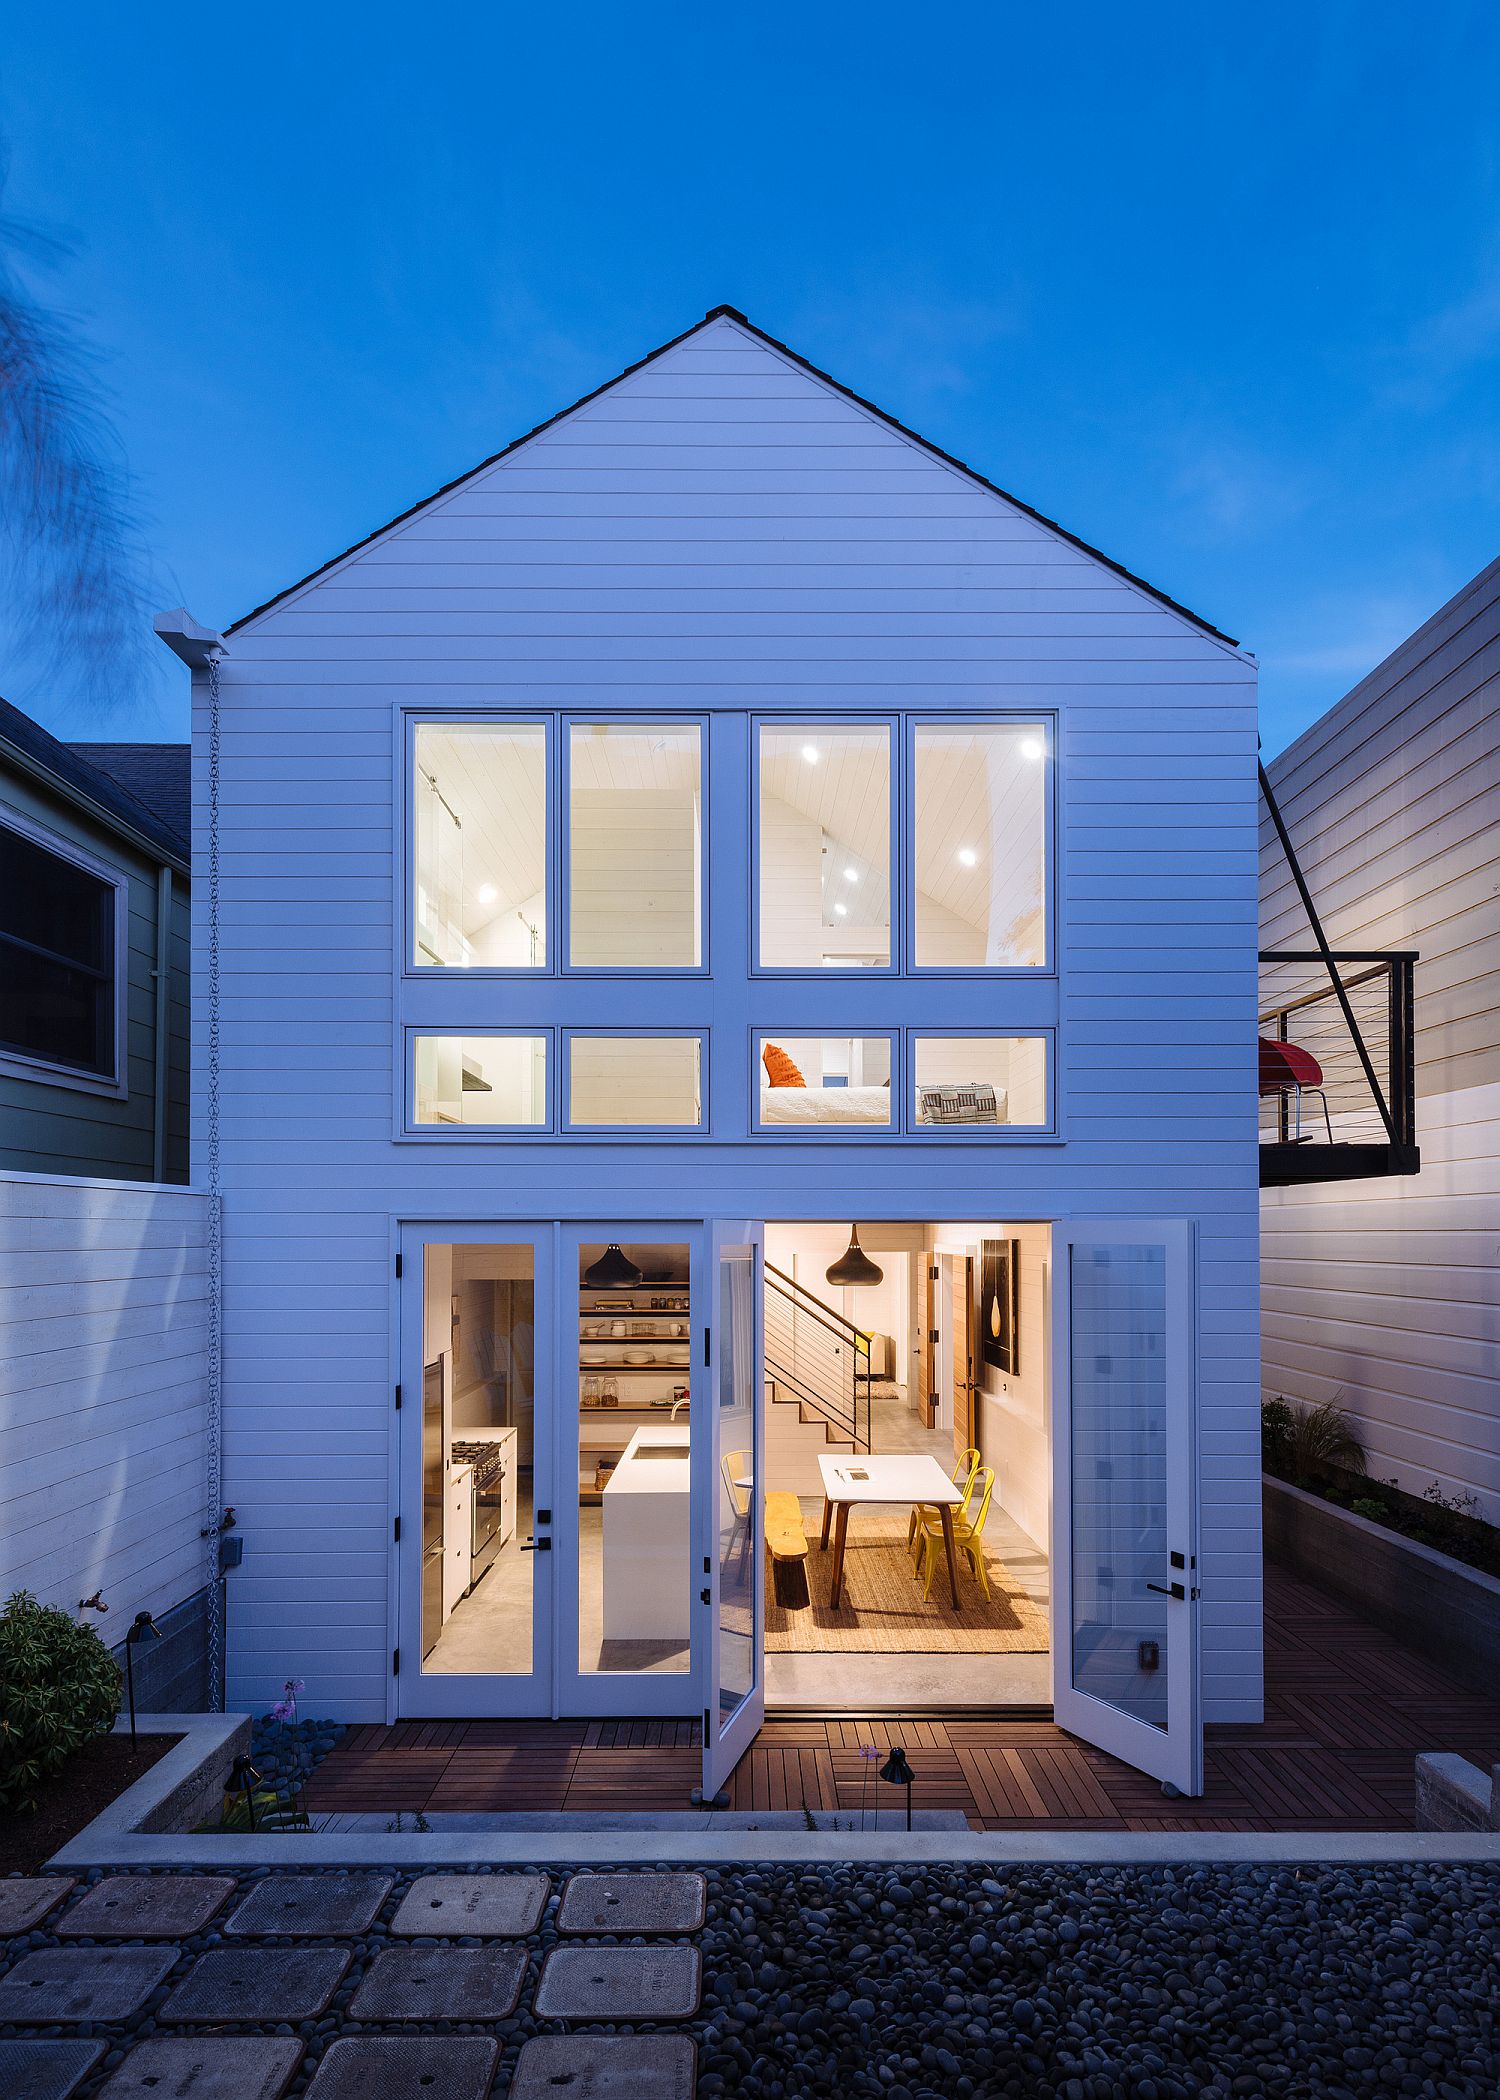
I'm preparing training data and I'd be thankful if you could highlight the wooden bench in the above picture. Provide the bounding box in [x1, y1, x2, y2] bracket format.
[765, 1490, 811, 1608]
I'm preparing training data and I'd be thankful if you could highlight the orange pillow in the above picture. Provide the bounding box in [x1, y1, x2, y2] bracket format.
[762, 1042, 806, 1088]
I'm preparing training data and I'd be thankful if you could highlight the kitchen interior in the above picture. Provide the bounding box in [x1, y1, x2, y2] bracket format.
[421, 1241, 536, 1675]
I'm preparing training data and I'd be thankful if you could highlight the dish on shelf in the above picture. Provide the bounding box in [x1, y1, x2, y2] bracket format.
[580, 1345, 610, 1365]
[622, 1349, 654, 1365]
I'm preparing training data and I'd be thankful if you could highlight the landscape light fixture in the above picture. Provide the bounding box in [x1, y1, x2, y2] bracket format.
[583, 1243, 643, 1290]
[123, 1610, 160, 1751]
[229, 1753, 263, 1832]
[880, 1744, 916, 1830]
[826, 1225, 883, 1290]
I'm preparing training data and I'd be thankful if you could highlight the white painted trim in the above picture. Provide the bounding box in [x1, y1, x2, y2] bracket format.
[0, 802, 129, 1097]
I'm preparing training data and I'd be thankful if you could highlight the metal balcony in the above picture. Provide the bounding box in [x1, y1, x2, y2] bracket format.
[1259, 950, 1419, 1187]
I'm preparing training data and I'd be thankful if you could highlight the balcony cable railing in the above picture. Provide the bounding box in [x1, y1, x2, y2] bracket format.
[763, 1261, 871, 1452]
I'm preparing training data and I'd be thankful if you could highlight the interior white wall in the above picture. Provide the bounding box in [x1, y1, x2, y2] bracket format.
[930, 1220, 1051, 1551]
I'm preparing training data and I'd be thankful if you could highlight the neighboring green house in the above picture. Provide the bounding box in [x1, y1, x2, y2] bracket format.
[0, 696, 190, 1183]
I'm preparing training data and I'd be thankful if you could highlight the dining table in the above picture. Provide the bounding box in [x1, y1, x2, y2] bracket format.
[816, 1452, 965, 1610]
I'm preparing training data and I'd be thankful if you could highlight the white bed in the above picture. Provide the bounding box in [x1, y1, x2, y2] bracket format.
[759, 1085, 893, 1126]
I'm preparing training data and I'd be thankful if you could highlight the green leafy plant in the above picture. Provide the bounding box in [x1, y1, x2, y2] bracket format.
[1351, 1497, 1389, 1522]
[0, 1591, 121, 1813]
[1261, 1396, 1367, 1487]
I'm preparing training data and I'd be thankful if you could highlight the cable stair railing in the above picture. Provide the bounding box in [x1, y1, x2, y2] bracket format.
[763, 1261, 871, 1453]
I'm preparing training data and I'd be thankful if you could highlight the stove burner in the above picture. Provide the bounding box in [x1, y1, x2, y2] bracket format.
[451, 1441, 504, 1489]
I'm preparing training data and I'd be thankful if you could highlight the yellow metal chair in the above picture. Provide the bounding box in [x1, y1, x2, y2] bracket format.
[722, 1449, 751, 1569]
[908, 1447, 980, 1566]
[917, 1465, 995, 1602]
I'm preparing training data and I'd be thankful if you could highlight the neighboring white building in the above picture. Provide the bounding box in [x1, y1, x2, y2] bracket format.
[1261, 558, 1500, 1525]
[160, 308, 1264, 1798]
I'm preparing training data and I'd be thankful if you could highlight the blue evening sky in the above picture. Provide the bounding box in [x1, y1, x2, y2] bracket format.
[5, 3, 1498, 757]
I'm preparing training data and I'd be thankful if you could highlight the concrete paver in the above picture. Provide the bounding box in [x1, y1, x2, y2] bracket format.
[510, 2034, 697, 2099]
[98, 2037, 303, 2099]
[161, 1946, 351, 2023]
[348, 1945, 526, 2021]
[557, 1870, 706, 1934]
[57, 1875, 234, 1939]
[0, 1948, 176, 2024]
[534, 1943, 701, 2019]
[224, 1874, 391, 1936]
[0, 1880, 75, 1937]
[0, 2038, 103, 2100]
[302, 2036, 499, 2100]
[388, 1871, 548, 1937]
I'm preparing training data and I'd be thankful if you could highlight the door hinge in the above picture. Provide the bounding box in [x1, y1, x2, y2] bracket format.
[392, 1647, 400, 1676]
[393, 1516, 401, 1544]
[703, 1326, 711, 1367]
[395, 1252, 402, 1278]
[394, 1384, 402, 1411]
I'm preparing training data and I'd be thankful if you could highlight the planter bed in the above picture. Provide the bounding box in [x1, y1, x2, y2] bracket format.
[1264, 1475, 1500, 1685]
[0, 1734, 178, 1876]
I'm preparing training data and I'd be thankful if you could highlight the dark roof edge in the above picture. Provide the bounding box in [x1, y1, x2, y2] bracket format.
[228, 303, 1239, 650]
[0, 699, 190, 872]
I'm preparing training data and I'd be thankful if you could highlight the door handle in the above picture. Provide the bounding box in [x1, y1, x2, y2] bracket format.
[521, 1537, 552, 1553]
[700, 1587, 711, 1605]
[1146, 1580, 1185, 1600]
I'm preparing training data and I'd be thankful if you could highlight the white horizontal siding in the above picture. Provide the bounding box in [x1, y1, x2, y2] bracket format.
[202, 315, 1261, 1724]
[1261, 558, 1500, 1521]
[0, 1174, 210, 1627]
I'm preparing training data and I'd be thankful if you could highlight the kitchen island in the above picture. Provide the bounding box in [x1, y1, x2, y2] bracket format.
[600, 1421, 690, 1641]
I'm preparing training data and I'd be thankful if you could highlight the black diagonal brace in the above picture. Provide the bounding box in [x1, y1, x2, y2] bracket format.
[1259, 760, 1396, 1143]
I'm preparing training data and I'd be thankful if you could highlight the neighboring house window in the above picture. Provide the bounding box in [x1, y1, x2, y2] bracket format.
[412, 720, 548, 967]
[565, 1034, 705, 1128]
[0, 815, 121, 1085]
[412, 1036, 549, 1128]
[758, 722, 893, 969]
[911, 722, 1048, 967]
[911, 1034, 1051, 1129]
[568, 722, 703, 969]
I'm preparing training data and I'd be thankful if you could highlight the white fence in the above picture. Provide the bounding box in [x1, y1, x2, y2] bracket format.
[0, 1172, 211, 1633]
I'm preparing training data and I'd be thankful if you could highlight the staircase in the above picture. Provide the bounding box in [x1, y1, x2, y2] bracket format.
[763, 1264, 871, 1497]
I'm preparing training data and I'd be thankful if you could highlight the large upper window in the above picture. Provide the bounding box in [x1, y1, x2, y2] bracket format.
[913, 723, 1048, 967]
[0, 819, 118, 1081]
[758, 723, 891, 968]
[569, 723, 702, 968]
[413, 721, 547, 968]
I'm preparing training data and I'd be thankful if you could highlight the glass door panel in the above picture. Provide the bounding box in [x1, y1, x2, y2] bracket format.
[699, 1223, 764, 1803]
[398, 1226, 553, 1718]
[1050, 1221, 1201, 1794]
[568, 1233, 696, 1694]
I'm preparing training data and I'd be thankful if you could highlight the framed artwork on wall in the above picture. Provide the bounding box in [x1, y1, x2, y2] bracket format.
[980, 1238, 1020, 1376]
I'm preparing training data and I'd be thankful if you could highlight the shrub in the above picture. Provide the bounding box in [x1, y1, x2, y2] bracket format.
[1261, 1396, 1367, 1487]
[0, 1590, 121, 1814]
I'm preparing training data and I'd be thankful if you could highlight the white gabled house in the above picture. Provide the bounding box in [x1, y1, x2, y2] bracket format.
[159, 307, 1266, 1801]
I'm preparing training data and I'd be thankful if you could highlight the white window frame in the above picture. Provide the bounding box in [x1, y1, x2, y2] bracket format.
[405, 713, 557, 976]
[904, 712, 1056, 976]
[561, 1028, 709, 1137]
[561, 711, 711, 979]
[0, 806, 128, 1098]
[749, 1028, 900, 1138]
[750, 714, 900, 979]
[403, 1028, 555, 1135]
[906, 1028, 1057, 1139]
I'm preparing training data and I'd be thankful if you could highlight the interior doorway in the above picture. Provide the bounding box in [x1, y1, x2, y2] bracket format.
[761, 1220, 1052, 1711]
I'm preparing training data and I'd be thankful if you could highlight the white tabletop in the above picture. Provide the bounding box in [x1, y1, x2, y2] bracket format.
[817, 1452, 963, 1505]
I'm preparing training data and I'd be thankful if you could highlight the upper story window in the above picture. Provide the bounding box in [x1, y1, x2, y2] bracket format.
[413, 720, 547, 967]
[758, 722, 891, 969]
[0, 814, 121, 1085]
[569, 723, 702, 968]
[912, 723, 1048, 968]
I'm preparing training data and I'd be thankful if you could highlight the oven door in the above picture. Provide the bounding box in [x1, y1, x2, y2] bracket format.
[471, 1478, 503, 1577]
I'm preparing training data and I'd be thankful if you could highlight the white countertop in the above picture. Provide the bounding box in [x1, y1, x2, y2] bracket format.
[603, 1421, 690, 1497]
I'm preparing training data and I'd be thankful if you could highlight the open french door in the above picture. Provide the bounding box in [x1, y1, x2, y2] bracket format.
[696, 1220, 765, 1804]
[1050, 1220, 1203, 1796]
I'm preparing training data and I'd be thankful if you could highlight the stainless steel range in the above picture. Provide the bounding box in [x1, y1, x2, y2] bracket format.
[451, 1439, 510, 1581]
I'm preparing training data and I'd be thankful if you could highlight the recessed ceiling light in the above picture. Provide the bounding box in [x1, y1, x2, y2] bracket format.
[957, 847, 978, 868]
[801, 744, 820, 764]
[833, 901, 849, 917]
[842, 866, 859, 883]
[1020, 737, 1044, 761]
[477, 882, 498, 904]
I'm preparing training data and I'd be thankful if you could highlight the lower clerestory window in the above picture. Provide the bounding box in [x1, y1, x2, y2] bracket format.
[756, 1035, 893, 1128]
[567, 1035, 704, 1128]
[414, 1036, 548, 1126]
[912, 1036, 1049, 1128]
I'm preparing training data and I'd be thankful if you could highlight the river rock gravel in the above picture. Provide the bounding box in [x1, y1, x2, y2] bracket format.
[0, 1860, 1495, 2098]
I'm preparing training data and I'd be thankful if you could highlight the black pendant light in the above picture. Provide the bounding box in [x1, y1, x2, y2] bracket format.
[583, 1242, 643, 1290]
[826, 1224, 883, 1289]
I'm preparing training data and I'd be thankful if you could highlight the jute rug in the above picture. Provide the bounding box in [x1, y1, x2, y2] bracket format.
[763, 1506, 1050, 1654]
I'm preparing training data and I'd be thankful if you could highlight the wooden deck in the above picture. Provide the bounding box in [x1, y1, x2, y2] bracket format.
[306, 1566, 1500, 1831]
